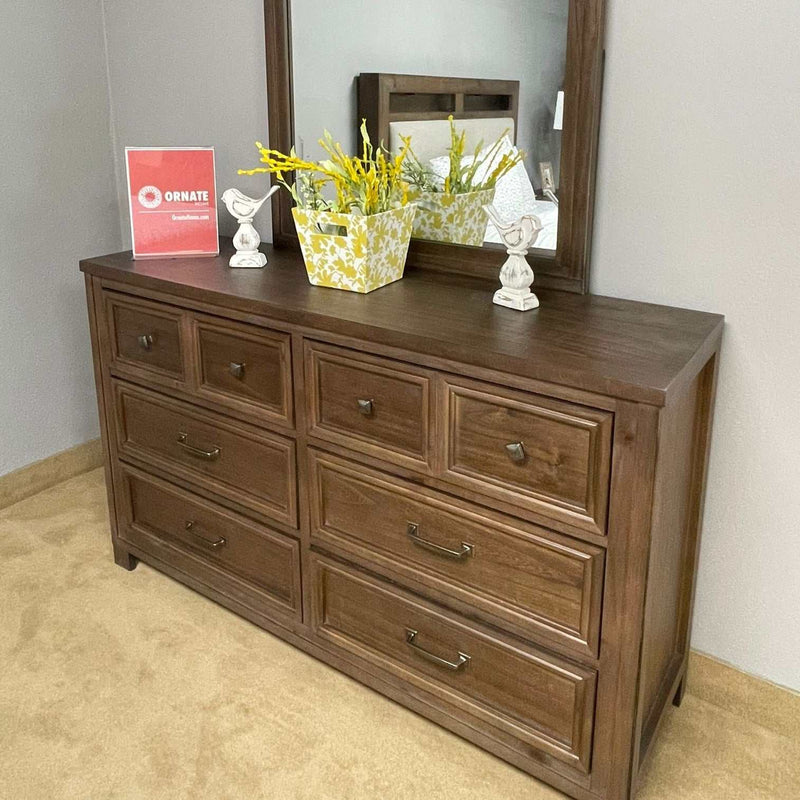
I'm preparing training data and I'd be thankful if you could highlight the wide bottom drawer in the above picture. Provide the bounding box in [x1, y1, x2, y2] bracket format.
[118, 465, 301, 624]
[310, 553, 596, 776]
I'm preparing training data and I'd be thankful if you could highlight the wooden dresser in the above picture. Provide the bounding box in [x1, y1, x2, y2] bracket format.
[81, 241, 723, 800]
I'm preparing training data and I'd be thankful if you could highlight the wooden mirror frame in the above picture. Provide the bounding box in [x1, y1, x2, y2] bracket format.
[264, 0, 605, 294]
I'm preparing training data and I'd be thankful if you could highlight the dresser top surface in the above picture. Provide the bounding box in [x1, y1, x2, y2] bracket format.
[81, 241, 723, 406]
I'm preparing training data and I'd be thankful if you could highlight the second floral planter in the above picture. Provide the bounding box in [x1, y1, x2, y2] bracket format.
[409, 187, 495, 247]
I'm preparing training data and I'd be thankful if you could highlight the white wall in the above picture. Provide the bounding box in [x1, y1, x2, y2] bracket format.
[0, 1, 121, 476]
[592, 2, 800, 690]
[101, 0, 270, 246]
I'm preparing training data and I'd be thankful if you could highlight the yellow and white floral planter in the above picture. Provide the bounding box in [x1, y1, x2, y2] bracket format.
[292, 205, 416, 294]
[410, 188, 495, 247]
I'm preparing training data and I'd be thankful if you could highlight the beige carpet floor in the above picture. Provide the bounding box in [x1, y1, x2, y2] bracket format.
[1, 469, 798, 799]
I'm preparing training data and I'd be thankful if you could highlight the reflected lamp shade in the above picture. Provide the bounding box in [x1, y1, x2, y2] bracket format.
[554, 91, 565, 131]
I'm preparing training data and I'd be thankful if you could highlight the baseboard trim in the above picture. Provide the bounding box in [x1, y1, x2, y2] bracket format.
[687, 650, 800, 739]
[0, 439, 104, 510]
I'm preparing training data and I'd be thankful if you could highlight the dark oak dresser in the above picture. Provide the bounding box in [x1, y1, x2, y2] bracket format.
[81, 241, 723, 800]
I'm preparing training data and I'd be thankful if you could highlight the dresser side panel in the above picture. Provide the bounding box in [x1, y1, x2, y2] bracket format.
[635, 350, 720, 773]
[85, 275, 135, 569]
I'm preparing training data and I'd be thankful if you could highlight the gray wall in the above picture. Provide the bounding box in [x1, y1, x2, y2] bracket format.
[0, 1, 121, 476]
[101, 0, 270, 246]
[592, 2, 800, 690]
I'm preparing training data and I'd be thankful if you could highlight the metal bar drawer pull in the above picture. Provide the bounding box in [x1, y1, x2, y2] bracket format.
[405, 629, 471, 671]
[407, 522, 474, 561]
[177, 432, 221, 461]
[184, 521, 226, 549]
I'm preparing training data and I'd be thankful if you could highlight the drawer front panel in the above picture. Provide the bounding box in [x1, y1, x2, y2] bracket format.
[305, 341, 433, 470]
[106, 292, 185, 381]
[113, 381, 297, 527]
[194, 317, 293, 426]
[120, 468, 300, 620]
[444, 378, 613, 534]
[309, 450, 604, 657]
[312, 555, 596, 773]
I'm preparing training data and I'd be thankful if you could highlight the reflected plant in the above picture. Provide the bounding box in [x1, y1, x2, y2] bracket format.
[403, 115, 525, 195]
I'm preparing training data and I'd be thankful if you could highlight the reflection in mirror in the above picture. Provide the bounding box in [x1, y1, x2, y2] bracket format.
[291, 0, 568, 252]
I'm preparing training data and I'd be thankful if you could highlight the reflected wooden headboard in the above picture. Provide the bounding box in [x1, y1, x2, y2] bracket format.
[357, 73, 520, 154]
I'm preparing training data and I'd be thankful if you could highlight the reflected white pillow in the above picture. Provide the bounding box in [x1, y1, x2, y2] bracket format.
[428, 136, 539, 231]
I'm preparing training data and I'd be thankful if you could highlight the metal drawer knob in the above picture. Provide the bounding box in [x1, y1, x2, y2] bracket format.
[357, 398, 374, 417]
[137, 334, 154, 351]
[185, 520, 226, 550]
[505, 441, 526, 463]
[405, 629, 471, 672]
[229, 362, 246, 380]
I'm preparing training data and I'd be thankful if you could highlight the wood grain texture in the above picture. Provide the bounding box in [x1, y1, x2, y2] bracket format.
[121, 466, 300, 612]
[634, 352, 721, 780]
[442, 375, 612, 535]
[311, 553, 597, 775]
[105, 290, 188, 387]
[81, 250, 724, 800]
[305, 340, 435, 471]
[85, 276, 136, 570]
[112, 380, 297, 528]
[193, 314, 293, 428]
[309, 448, 604, 658]
[81, 243, 724, 407]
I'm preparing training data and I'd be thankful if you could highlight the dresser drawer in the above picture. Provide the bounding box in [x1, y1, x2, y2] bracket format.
[311, 554, 597, 774]
[119, 467, 301, 622]
[309, 450, 604, 657]
[442, 377, 613, 535]
[105, 291, 187, 385]
[305, 341, 434, 471]
[193, 316, 293, 428]
[112, 381, 297, 528]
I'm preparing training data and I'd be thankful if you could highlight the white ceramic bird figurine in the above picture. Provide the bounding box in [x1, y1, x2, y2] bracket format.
[221, 186, 279, 268]
[484, 204, 543, 312]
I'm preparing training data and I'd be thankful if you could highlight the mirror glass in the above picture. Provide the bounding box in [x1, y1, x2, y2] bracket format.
[290, 0, 568, 252]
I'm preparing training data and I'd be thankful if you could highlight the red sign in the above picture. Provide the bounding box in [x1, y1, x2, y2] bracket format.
[125, 147, 219, 258]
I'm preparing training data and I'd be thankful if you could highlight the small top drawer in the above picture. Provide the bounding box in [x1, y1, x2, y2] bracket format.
[443, 377, 613, 535]
[305, 341, 434, 471]
[194, 316, 293, 427]
[105, 292, 186, 383]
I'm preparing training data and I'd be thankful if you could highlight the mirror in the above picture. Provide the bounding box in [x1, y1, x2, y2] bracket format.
[290, 0, 567, 253]
[264, 0, 606, 293]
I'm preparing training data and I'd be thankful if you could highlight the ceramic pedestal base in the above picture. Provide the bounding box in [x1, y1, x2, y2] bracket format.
[493, 287, 540, 311]
[229, 249, 267, 269]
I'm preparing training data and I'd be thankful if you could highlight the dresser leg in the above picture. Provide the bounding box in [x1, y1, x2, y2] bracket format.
[672, 676, 686, 708]
[113, 540, 138, 571]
